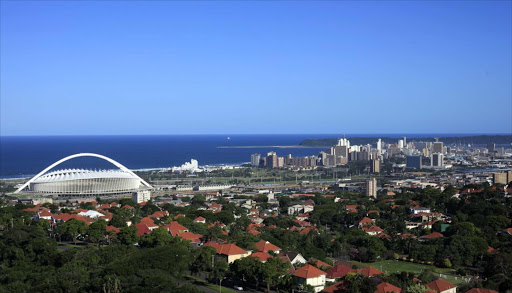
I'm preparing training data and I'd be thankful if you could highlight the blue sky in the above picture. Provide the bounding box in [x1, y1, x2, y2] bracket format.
[1, 1, 511, 135]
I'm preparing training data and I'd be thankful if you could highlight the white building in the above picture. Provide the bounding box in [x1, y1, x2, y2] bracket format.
[172, 159, 201, 173]
[293, 264, 326, 292]
[251, 153, 261, 166]
[132, 190, 151, 204]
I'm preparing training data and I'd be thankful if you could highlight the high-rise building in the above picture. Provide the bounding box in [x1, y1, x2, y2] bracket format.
[132, 190, 151, 204]
[431, 153, 444, 167]
[403, 137, 407, 146]
[370, 159, 380, 173]
[433, 142, 444, 154]
[278, 157, 284, 168]
[377, 139, 382, 154]
[334, 145, 348, 159]
[488, 142, 496, 153]
[493, 172, 508, 185]
[366, 178, 377, 198]
[398, 139, 404, 149]
[266, 152, 278, 168]
[337, 137, 350, 147]
[406, 156, 422, 169]
[251, 153, 261, 166]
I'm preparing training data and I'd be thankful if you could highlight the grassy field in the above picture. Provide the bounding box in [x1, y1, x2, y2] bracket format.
[185, 276, 239, 293]
[350, 260, 469, 285]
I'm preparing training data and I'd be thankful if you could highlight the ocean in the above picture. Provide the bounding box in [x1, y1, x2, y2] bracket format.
[0, 134, 333, 178]
[1, 134, 507, 178]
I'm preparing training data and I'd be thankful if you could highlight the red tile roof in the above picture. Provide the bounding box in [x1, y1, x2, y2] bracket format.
[425, 279, 456, 292]
[375, 282, 401, 293]
[163, 221, 189, 236]
[326, 264, 354, 279]
[299, 226, 318, 235]
[194, 216, 206, 222]
[203, 242, 248, 256]
[250, 252, 272, 262]
[177, 232, 202, 243]
[311, 258, 332, 269]
[293, 264, 326, 279]
[106, 226, 120, 233]
[420, 232, 444, 239]
[255, 240, 281, 252]
[150, 211, 168, 218]
[53, 213, 94, 225]
[140, 217, 158, 228]
[358, 266, 384, 277]
[23, 205, 41, 212]
[135, 223, 152, 236]
[363, 225, 384, 233]
[359, 217, 374, 225]
[322, 281, 347, 293]
[39, 211, 53, 217]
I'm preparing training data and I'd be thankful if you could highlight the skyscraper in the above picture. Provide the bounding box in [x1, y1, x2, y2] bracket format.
[406, 156, 422, 169]
[488, 142, 496, 153]
[431, 153, 444, 167]
[433, 142, 444, 154]
[366, 178, 377, 198]
[251, 153, 261, 166]
[370, 159, 380, 173]
[266, 152, 278, 168]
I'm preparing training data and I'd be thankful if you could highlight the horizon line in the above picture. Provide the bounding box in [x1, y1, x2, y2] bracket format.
[1, 132, 510, 137]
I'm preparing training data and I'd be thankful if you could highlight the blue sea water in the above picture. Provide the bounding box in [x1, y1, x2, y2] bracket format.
[0, 134, 506, 178]
[0, 134, 333, 178]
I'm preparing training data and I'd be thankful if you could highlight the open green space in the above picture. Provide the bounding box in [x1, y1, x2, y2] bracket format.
[350, 260, 468, 285]
[185, 276, 239, 293]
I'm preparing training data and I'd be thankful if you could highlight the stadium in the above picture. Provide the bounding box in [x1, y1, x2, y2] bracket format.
[14, 153, 153, 196]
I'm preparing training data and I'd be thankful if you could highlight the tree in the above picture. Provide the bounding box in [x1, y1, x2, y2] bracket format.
[118, 226, 138, 245]
[344, 274, 377, 293]
[110, 214, 127, 228]
[57, 219, 88, 244]
[262, 257, 290, 292]
[88, 220, 107, 243]
[211, 256, 228, 289]
[139, 227, 176, 248]
[406, 284, 430, 293]
[231, 256, 263, 286]
[191, 246, 216, 276]
[214, 210, 234, 225]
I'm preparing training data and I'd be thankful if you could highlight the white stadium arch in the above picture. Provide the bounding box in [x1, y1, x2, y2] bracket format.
[15, 153, 153, 194]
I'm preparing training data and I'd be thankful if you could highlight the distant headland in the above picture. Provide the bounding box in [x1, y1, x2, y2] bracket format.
[299, 134, 512, 147]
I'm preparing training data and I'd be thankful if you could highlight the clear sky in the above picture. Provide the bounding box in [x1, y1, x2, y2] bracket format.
[1, 1, 511, 135]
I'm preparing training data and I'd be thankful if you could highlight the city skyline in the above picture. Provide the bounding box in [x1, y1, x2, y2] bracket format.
[1, 1, 511, 135]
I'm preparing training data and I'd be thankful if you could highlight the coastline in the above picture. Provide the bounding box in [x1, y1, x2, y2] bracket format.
[217, 145, 322, 149]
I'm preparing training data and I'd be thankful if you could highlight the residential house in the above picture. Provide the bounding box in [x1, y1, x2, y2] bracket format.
[293, 264, 326, 293]
[250, 252, 272, 263]
[375, 282, 401, 293]
[255, 240, 281, 254]
[425, 279, 457, 293]
[363, 225, 384, 236]
[194, 216, 206, 224]
[203, 242, 251, 264]
[278, 251, 307, 266]
[325, 264, 355, 282]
